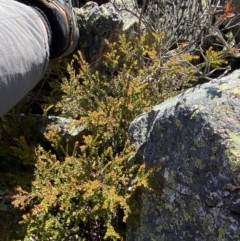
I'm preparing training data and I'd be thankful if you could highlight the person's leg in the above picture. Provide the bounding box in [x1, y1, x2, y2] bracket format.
[0, 0, 49, 117]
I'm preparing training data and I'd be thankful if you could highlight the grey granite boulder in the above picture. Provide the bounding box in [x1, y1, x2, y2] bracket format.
[75, 1, 122, 63]
[75, 0, 139, 64]
[128, 70, 240, 240]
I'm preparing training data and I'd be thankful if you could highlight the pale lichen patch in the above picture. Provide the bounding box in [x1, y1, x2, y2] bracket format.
[211, 146, 218, 154]
[217, 83, 230, 92]
[218, 227, 226, 240]
[227, 132, 240, 171]
[174, 118, 183, 130]
[203, 214, 214, 230]
[231, 86, 240, 94]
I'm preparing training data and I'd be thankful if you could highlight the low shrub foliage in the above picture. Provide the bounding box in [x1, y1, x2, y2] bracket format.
[0, 32, 230, 240]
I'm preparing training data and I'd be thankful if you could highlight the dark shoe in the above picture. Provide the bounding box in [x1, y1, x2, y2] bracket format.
[18, 0, 79, 59]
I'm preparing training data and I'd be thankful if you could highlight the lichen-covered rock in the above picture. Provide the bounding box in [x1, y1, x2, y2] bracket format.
[128, 70, 240, 240]
[44, 116, 86, 139]
[75, 0, 139, 63]
[75, 1, 122, 63]
[43, 116, 88, 153]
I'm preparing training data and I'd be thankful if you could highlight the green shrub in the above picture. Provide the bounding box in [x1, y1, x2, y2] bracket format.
[0, 32, 202, 240]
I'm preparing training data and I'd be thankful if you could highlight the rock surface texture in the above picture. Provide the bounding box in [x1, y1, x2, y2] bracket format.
[128, 70, 240, 240]
[75, 0, 139, 63]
